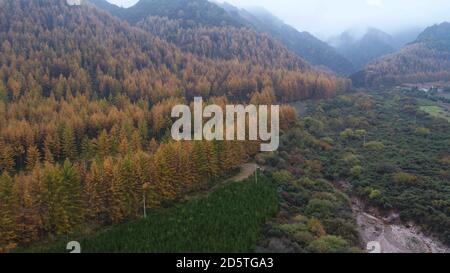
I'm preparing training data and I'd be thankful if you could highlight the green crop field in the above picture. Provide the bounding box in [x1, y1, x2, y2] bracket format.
[32, 176, 278, 253]
[420, 105, 450, 122]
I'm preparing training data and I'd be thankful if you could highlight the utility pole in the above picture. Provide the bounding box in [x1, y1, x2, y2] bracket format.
[143, 191, 147, 218]
[143, 183, 149, 218]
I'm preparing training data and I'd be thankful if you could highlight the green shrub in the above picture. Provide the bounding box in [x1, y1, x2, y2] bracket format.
[340, 128, 354, 139]
[343, 153, 360, 165]
[293, 231, 315, 246]
[364, 141, 385, 150]
[305, 199, 333, 219]
[307, 235, 350, 253]
[307, 218, 326, 237]
[350, 165, 363, 178]
[393, 172, 419, 185]
[369, 189, 381, 200]
[272, 170, 293, 185]
[321, 137, 334, 145]
[414, 127, 431, 136]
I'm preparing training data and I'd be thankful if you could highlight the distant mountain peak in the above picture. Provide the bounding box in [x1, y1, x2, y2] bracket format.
[67, 0, 82, 5]
[351, 22, 450, 88]
[331, 27, 392, 45]
[92, 0, 243, 26]
[359, 28, 394, 48]
[364, 27, 393, 40]
[328, 27, 399, 70]
[212, 2, 355, 75]
[91, 0, 354, 75]
[416, 21, 450, 44]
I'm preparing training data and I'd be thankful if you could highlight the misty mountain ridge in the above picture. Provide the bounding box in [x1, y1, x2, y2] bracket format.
[89, 0, 314, 71]
[390, 27, 424, 48]
[329, 26, 424, 71]
[330, 27, 392, 47]
[88, 0, 450, 86]
[90, 0, 243, 26]
[216, 2, 355, 75]
[1, 0, 349, 106]
[90, 0, 355, 75]
[351, 21, 450, 88]
[330, 28, 396, 71]
[415, 22, 450, 48]
[1, 0, 450, 255]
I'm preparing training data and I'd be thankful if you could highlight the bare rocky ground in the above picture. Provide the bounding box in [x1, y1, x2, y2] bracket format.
[352, 198, 450, 253]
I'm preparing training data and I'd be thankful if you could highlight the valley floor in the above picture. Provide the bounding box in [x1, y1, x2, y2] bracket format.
[18, 90, 450, 254]
[258, 89, 450, 253]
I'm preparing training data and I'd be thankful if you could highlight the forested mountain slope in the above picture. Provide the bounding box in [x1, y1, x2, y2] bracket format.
[91, 0, 243, 26]
[351, 22, 450, 88]
[88, 1, 312, 72]
[1, 0, 348, 103]
[90, 0, 353, 75]
[136, 16, 312, 70]
[0, 0, 351, 253]
[218, 4, 355, 76]
[0, 0, 350, 251]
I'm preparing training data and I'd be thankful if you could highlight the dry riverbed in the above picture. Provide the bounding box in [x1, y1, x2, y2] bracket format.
[352, 198, 450, 253]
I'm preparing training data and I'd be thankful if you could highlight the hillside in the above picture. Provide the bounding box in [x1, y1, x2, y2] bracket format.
[91, 0, 353, 76]
[1, 0, 449, 255]
[351, 22, 450, 88]
[31, 175, 279, 253]
[90, 0, 312, 71]
[390, 27, 423, 49]
[90, 0, 243, 27]
[0, 0, 351, 251]
[89, 0, 122, 14]
[136, 16, 312, 71]
[218, 3, 355, 76]
[416, 22, 450, 48]
[1, 0, 349, 103]
[330, 28, 396, 70]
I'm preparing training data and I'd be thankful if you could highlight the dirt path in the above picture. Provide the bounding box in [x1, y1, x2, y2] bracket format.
[183, 163, 259, 202]
[352, 198, 450, 253]
[230, 163, 258, 182]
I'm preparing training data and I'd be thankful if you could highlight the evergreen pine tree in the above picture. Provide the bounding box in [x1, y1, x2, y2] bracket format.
[0, 173, 17, 251]
[26, 145, 40, 171]
[62, 125, 77, 161]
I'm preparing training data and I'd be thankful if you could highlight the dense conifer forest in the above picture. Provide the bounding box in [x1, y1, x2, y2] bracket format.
[0, 0, 449, 253]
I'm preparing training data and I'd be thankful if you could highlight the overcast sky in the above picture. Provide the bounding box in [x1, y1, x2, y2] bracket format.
[106, 0, 450, 38]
